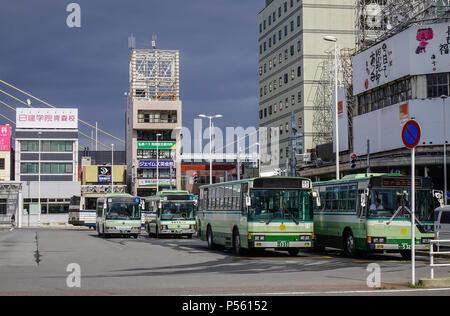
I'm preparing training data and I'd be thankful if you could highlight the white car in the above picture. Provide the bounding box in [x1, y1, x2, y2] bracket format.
[434, 206, 450, 242]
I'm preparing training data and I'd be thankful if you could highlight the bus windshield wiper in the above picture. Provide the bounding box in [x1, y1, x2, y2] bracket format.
[284, 209, 299, 225]
[387, 206, 423, 226]
[265, 213, 276, 225]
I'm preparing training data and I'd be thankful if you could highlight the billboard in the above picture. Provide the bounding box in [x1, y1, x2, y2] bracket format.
[138, 160, 175, 169]
[98, 166, 111, 182]
[16, 108, 78, 129]
[0, 125, 11, 151]
[137, 141, 176, 150]
[353, 22, 450, 95]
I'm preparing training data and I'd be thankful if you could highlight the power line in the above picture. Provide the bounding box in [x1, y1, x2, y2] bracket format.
[0, 80, 125, 144]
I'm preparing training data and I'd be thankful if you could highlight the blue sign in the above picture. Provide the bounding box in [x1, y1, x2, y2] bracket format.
[138, 160, 175, 169]
[401, 120, 421, 149]
[98, 175, 111, 182]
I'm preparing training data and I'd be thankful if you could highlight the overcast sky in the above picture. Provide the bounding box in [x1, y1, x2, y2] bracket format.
[0, 0, 263, 150]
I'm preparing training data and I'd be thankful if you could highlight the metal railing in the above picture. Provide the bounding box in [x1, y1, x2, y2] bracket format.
[430, 233, 450, 279]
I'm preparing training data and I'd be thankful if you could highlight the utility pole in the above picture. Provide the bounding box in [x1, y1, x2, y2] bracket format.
[367, 139, 371, 175]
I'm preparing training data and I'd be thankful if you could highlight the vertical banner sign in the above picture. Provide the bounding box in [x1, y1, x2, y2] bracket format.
[0, 125, 11, 151]
[402, 119, 421, 285]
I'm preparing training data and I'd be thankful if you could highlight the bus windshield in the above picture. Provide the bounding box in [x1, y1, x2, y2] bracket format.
[249, 189, 312, 222]
[161, 202, 195, 220]
[368, 188, 434, 222]
[106, 203, 140, 220]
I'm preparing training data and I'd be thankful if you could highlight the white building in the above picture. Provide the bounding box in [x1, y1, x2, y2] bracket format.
[126, 48, 182, 196]
[351, 22, 450, 156]
[15, 108, 81, 226]
[258, 0, 356, 173]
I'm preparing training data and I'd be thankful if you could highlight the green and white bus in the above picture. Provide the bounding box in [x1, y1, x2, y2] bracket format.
[197, 177, 320, 256]
[96, 194, 142, 238]
[143, 191, 197, 238]
[313, 173, 441, 258]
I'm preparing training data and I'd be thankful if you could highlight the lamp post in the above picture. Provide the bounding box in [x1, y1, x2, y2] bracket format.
[323, 35, 340, 180]
[38, 131, 42, 226]
[111, 144, 114, 194]
[442, 94, 448, 205]
[198, 114, 222, 184]
[156, 133, 162, 192]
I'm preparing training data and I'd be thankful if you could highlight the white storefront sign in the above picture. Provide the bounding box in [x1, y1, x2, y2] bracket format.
[16, 108, 78, 129]
[353, 22, 450, 95]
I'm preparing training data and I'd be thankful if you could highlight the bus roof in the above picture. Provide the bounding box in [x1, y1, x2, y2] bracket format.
[313, 173, 403, 186]
[103, 193, 135, 198]
[158, 190, 194, 196]
[199, 176, 312, 190]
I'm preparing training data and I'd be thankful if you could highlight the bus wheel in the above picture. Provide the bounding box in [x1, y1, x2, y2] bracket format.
[400, 250, 411, 260]
[288, 249, 300, 256]
[343, 230, 356, 258]
[207, 226, 215, 250]
[233, 229, 242, 256]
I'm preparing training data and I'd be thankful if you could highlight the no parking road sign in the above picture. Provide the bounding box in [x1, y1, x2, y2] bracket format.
[402, 120, 421, 149]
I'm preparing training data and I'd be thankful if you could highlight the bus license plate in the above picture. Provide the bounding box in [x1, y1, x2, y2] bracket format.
[277, 241, 290, 247]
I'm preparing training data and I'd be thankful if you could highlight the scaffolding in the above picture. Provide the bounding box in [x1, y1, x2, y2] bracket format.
[129, 47, 180, 101]
[356, 0, 450, 52]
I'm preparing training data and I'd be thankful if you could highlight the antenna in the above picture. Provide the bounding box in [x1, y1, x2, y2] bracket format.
[128, 34, 136, 50]
[152, 33, 157, 49]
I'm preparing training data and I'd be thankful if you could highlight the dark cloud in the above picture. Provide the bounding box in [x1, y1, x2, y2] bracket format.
[0, 0, 263, 150]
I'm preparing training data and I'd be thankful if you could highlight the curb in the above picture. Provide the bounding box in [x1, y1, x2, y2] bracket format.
[419, 278, 450, 288]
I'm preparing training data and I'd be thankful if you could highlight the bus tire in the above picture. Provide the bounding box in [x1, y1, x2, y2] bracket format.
[288, 248, 300, 256]
[343, 230, 356, 258]
[233, 228, 242, 256]
[207, 226, 215, 250]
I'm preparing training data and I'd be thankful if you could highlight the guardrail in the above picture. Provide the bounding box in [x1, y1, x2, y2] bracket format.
[430, 236, 450, 279]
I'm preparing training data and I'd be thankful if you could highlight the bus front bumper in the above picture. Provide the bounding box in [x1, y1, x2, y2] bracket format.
[160, 229, 196, 235]
[250, 241, 313, 248]
[368, 243, 431, 251]
[104, 227, 141, 234]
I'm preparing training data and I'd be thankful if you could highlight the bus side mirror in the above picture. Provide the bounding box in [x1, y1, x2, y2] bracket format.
[312, 191, 321, 207]
[361, 194, 366, 208]
[246, 195, 251, 207]
[434, 190, 444, 208]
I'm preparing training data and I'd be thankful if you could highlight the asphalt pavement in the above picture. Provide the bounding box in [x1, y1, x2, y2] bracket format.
[0, 228, 449, 296]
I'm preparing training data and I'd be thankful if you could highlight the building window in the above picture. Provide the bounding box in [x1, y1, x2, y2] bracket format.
[269, 38, 272, 48]
[274, 103, 277, 113]
[259, 66, 262, 76]
[138, 110, 178, 124]
[291, 95, 295, 105]
[284, 73, 288, 84]
[41, 141, 73, 152]
[21, 140, 39, 152]
[427, 73, 449, 98]
[269, 105, 273, 115]
[290, 21, 294, 32]
[273, 12, 276, 22]
[259, 24, 262, 33]
[297, 66, 302, 77]
[278, 7, 281, 17]
[298, 91, 302, 103]
[285, 123, 289, 133]
[290, 45, 294, 56]
[279, 101, 283, 111]
[40, 163, 73, 174]
[0, 158, 4, 170]
[291, 69, 295, 80]
[264, 108, 267, 117]
[284, 25, 288, 36]
[297, 15, 301, 27]
[357, 77, 412, 115]
[285, 97, 289, 108]
[137, 149, 174, 160]
[259, 110, 263, 119]
[298, 117, 303, 129]
[279, 30, 282, 41]
[0, 199, 7, 215]
[297, 40, 302, 52]
[273, 34, 276, 45]
[20, 163, 38, 174]
[279, 126, 283, 135]
[284, 1, 287, 12]
[269, 15, 272, 26]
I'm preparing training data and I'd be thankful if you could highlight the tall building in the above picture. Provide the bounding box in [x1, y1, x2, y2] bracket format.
[258, 0, 356, 173]
[126, 46, 182, 196]
[15, 108, 80, 226]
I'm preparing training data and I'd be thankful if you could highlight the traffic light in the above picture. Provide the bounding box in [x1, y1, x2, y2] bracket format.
[193, 172, 198, 184]
[350, 153, 357, 169]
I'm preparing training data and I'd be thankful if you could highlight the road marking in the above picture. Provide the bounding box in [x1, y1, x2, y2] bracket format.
[237, 256, 334, 260]
[188, 287, 450, 296]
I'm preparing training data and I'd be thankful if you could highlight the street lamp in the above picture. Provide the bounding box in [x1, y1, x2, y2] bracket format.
[156, 133, 162, 192]
[38, 131, 42, 226]
[111, 144, 114, 194]
[199, 114, 223, 184]
[323, 35, 340, 180]
[442, 94, 448, 205]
